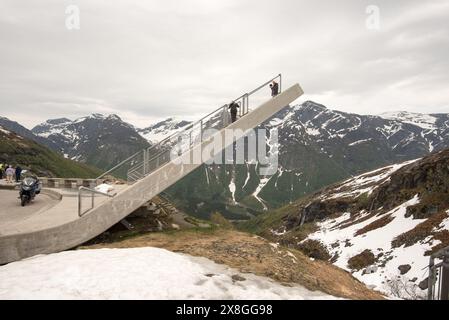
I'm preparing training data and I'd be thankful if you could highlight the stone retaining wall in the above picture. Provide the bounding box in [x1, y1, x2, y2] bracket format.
[38, 177, 101, 189]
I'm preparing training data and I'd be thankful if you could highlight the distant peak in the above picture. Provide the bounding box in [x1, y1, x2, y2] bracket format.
[91, 113, 105, 118]
[46, 118, 71, 125]
[106, 114, 122, 121]
[140, 117, 192, 131]
[380, 111, 418, 117]
[73, 113, 123, 122]
[301, 101, 328, 110]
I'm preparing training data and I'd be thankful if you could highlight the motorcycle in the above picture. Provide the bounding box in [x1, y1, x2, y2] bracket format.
[19, 176, 41, 206]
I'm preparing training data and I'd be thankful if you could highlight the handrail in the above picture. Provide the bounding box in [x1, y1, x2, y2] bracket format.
[80, 74, 284, 215]
[96, 74, 281, 180]
[78, 186, 116, 217]
[125, 74, 282, 182]
[152, 73, 280, 148]
[97, 150, 143, 180]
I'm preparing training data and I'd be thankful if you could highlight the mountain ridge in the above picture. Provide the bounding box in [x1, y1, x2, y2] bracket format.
[31, 113, 150, 170]
[24, 101, 449, 219]
[240, 148, 449, 299]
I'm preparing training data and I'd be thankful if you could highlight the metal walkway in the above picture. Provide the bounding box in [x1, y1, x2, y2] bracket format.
[0, 75, 303, 264]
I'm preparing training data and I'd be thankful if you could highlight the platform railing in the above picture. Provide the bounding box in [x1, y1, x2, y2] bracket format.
[78, 186, 116, 217]
[96, 74, 282, 185]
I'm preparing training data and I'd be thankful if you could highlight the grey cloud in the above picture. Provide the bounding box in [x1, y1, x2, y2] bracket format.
[0, 0, 448, 129]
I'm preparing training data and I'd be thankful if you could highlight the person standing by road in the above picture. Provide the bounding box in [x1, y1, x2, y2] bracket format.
[0, 163, 3, 180]
[15, 165, 22, 182]
[5, 165, 15, 184]
[228, 101, 240, 123]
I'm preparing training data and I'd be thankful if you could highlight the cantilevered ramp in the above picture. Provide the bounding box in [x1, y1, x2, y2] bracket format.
[0, 82, 303, 264]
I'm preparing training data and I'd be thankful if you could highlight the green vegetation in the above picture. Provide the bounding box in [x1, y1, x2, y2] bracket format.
[237, 192, 319, 245]
[238, 204, 291, 235]
[210, 212, 233, 229]
[238, 195, 266, 212]
[0, 130, 101, 178]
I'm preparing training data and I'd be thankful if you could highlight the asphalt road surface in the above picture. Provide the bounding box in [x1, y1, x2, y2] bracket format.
[0, 190, 60, 232]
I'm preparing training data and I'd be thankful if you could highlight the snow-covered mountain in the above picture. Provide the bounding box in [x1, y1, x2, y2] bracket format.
[167, 101, 449, 219]
[137, 118, 192, 144]
[262, 148, 449, 299]
[25, 102, 449, 218]
[380, 111, 443, 131]
[32, 114, 150, 170]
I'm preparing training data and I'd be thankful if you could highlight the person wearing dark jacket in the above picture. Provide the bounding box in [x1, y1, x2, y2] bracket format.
[228, 101, 240, 123]
[15, 165, 22, 182]
[269, 81, 279, 97]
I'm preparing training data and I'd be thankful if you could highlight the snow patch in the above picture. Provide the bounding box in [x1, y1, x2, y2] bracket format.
[307, 195, 429, 295]
[0, 248, 338, 300]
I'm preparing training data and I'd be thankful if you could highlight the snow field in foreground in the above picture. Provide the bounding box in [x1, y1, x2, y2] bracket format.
[0, 247, 337, 300]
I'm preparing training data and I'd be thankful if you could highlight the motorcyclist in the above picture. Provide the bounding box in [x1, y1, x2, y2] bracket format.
[18, 170, 41, 201]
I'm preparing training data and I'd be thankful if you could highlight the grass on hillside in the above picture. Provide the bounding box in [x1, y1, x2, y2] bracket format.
[0, 130, 102, 178]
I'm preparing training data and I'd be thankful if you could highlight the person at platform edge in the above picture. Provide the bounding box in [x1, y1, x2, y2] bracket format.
[228, 101, 240, 123]
[270, 80, 279, 97]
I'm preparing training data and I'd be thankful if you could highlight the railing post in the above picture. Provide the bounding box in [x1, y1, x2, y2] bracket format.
[200, 119, 203, 142]
[143, 149, 147, 176]
[279, 73, 282, 93]
[428, 257, 435, 300]
[78, 188, 82, 217]
[222, 105, 227, 128]
[441, 255, 449, 300]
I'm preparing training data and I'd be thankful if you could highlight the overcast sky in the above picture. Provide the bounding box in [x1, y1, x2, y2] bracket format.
[1, 0, 448, 129]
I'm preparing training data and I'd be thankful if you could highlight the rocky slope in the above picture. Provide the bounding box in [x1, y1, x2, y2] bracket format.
[243, 148, 449, 299]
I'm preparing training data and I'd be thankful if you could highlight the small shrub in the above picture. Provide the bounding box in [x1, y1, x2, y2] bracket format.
[297, 239, 331, 261]
[347, 249, 376, 271]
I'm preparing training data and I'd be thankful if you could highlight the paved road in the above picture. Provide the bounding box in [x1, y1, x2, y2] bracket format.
[0, 190, 60, 235]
